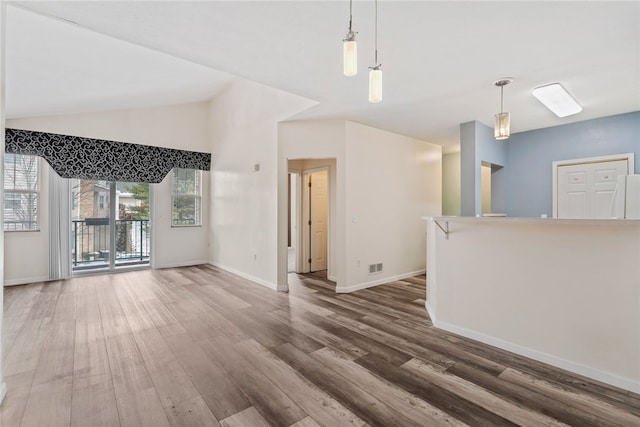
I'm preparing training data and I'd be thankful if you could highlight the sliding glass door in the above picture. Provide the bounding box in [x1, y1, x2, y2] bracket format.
[71, 179, 150, 272]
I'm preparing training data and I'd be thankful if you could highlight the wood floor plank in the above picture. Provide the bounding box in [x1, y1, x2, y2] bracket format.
[20, 376, 73, 427]
[355, 353, 517, 426]
[359, 314, 507, 375]
[199, 337, 308, 427]
[219, 407, 271, 427]
[310, 347, 466, 426]
[161, 332, 251, 421]
[499, 367, 640, 426]
[32, 320, 76, 386]
[292, 311, 412, 366]
[402, 358, 569, 426]
[105, 333, 154, 397]
[0, 370, 35, 427]
[116, 387, 171, 427]
[235, 339, 365, 427]
[269, 309, 368, 359]
[288, 416, 322, 427]
[70, 380, 120, 427]
[272, 343, 420, 427]
[308, 310, 456, 369]
[446, 361, 624, 427]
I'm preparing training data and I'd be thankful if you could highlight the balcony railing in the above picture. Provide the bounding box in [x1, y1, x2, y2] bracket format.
[72, 219, 150, 269]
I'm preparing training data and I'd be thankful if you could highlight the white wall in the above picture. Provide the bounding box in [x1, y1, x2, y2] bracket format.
[209, 79, 316, 290]
[151, 170, 210, 269]
[7, 101, 211, 152]
[427, 217, 640, 393]
[343, 121, 441, 291]
[4, 101, 212, 285]
[3, 161, 50, 285]
[442, 152, 461, 216]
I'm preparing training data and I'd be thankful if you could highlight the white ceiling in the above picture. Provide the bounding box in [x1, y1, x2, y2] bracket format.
[6, 1, 640, 153]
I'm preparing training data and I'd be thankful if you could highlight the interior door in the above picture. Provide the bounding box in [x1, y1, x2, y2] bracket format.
[557, 159, 629, 219]
[309, 170, 328, 272]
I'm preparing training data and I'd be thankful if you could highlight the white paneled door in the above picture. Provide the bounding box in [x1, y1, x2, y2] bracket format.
[557, 159, 629, 219]
[308, 170, 328, 272]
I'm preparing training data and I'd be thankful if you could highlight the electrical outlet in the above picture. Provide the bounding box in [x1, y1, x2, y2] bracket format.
[356, 259, 361, 267]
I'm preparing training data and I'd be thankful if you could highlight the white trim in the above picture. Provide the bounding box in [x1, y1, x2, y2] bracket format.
[3, 275, 50, 287]
[209, 261, 280, 291]
[336, 269, 426, 293]
[155, 260, 209, 269]
[327, 274, 337, 282]
[552, 152, 635, 218]
[431, 317, 640, 394]
[0, 382, 6, 404]
[425, 301, 435, 323]
[288, 169, 302, 274]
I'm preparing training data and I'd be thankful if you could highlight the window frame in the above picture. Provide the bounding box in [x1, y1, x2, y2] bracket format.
[3, 153, 41, 232]
[171, 168, 202, 228]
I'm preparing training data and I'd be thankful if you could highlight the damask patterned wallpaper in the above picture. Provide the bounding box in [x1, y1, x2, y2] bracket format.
[5, 128, 211, 183]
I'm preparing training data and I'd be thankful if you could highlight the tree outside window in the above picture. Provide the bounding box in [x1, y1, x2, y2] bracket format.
[172, 168, 201, 226]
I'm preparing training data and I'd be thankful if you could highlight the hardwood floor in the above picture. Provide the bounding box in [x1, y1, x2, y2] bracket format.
[1, 265, 638, 426]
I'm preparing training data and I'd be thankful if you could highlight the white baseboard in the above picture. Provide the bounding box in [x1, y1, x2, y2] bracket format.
[3, 276, 50, 287]
[328, 274, 337, 282]
[432, 317, 640, 394]
[0, 382, 6, 404]
[156, 260, 209, 269]
[208, 262, 279, 291]
[425, 301, 435, 322]
[336, 269, 426, 293]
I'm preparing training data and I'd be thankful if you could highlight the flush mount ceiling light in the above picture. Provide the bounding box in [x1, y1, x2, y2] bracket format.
[532, 83, 582, 117]
[494, 78, 513, 140]
[343, 0, 357, 77]
[368, 0, 382, 103]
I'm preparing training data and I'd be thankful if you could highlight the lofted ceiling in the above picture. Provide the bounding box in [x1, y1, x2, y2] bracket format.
[6, 1, 640, 153]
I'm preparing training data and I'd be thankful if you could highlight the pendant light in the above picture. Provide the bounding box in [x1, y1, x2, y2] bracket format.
[493, 78, 513, 140]
[343, 0, 357, 76]
[368, 0, 382, 103]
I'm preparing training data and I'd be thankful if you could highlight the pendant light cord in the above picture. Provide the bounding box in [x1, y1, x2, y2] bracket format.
[349, 0, 353, 32]
[500, 85, 504, 113]
[374, 0, 378, 66]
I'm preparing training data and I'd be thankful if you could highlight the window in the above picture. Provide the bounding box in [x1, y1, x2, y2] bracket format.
[172, 168, 201, 226]
[4, 153, 39, 231]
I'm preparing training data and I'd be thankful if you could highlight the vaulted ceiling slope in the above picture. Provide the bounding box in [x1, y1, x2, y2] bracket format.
[7, 1, 640, 152]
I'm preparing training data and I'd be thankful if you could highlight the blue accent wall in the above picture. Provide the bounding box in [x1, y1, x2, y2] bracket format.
[506, 111, 640, 217]
[460, 121, 509, 216]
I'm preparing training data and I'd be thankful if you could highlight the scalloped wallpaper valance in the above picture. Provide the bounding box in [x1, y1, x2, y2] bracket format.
[5, 128, 211, 183]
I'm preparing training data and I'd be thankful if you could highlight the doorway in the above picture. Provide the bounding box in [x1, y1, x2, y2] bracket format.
[71, 179, 151, 272]
[286, 159, 334, 283]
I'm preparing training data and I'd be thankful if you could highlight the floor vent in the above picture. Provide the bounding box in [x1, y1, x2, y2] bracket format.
[369, 263, 383, 274]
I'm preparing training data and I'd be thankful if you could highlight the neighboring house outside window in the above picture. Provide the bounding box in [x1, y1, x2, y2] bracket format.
[3, 153, 39, 231]
[172, 168, 202, 226]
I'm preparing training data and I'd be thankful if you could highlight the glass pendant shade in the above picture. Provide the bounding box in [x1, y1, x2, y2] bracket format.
[494, 112, 510, 140]
[369, 68, 382, 103]
[343, 40, 357, 76]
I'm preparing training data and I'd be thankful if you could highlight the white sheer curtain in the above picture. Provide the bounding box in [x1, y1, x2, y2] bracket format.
[49, 166, 71, 280]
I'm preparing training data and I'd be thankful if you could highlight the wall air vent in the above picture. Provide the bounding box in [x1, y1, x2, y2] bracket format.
[369, 263, 383, 274]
